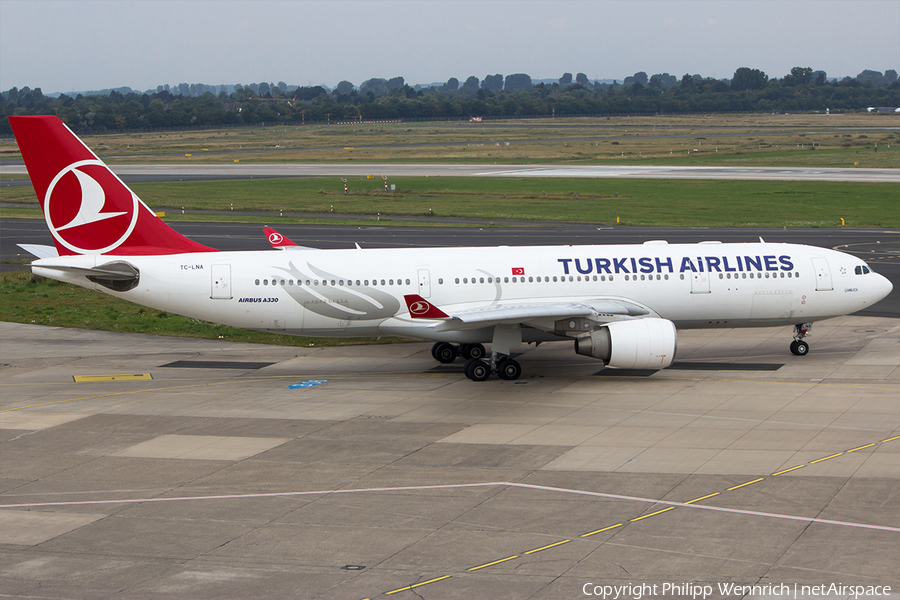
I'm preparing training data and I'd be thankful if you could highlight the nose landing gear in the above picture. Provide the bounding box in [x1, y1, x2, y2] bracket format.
[790, 323, 812, 356]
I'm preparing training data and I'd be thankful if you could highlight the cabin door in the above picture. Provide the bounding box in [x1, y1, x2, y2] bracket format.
[811, 257, 833, 291]
[211, 264, 232, 299]
[418, 269, 432, 298]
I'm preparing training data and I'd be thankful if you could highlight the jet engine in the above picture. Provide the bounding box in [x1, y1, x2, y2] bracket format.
[575, 318, 677, 370]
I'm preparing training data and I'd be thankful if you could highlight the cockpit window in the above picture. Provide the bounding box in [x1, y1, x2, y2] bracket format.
[855, 265, 871, 275]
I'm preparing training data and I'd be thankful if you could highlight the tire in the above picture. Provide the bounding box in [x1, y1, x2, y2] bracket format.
[496, 358, 522, 381]
[434, 342, 458, 363]
[461, 343, 486, 360]
[465, 359, 491, 381]
[791, 340, 810, 356]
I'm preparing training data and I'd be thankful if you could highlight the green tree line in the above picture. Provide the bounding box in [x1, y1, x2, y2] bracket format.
[2, 67, 898, 136]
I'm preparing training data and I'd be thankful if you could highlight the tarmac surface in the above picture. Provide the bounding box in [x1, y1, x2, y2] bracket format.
[1, 316, 899, 599]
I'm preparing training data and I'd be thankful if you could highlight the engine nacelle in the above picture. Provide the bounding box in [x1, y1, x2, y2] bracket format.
[575, 318, 677, 369]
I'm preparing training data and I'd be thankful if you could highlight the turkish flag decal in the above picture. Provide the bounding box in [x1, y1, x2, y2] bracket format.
[511, 267, 525, 275]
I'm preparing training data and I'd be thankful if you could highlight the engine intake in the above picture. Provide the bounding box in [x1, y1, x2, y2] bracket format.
[575, 318, 677, 370]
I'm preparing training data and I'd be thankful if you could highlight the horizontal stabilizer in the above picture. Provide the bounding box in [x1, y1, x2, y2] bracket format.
[34, 263, 138, 280]
[18, 244, 59, 259]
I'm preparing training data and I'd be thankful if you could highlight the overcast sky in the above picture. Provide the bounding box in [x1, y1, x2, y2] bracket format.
[1, 0, 898, 94]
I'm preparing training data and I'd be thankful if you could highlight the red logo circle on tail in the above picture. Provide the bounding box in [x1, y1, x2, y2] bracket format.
[409, 301, 432, 315]
[44, 160, 138, 254]
[268, 232, 284, 244]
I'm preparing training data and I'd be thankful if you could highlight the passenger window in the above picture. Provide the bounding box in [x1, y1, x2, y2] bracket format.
[528, 277, 533, 283]
[255, 279, 260, 286]
[438, 278, 443, 284]
[380, 280, 385, 286]
[455, 278, 459, 284]
[480, 277, 485, 284]
[263, 279, 269, 285]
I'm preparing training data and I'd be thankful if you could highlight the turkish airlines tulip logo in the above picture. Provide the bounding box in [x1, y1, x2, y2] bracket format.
[44, 160, 139, 254]
[409, 300, 432, 316]
[268, 232, 284, 245]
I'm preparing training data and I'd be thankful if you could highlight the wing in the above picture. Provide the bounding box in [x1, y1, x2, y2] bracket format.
[403, 295, 653, 332]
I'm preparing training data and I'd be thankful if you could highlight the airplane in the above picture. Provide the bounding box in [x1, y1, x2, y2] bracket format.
[9, 115, 893, 381]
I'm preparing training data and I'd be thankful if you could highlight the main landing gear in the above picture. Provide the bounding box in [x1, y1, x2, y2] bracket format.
[464, 354, 522, 382]
[431, 342, 486, 363]
[430, 342, 521, 381]
[790, 323, 812, 356]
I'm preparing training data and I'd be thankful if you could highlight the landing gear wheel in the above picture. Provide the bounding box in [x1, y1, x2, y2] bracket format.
[465, 359, 491, 381]
[460, 343, 486, 360]
[496, 358, 522, 381]
[432, 342, 458, 363]
[790, 340, 809, 356]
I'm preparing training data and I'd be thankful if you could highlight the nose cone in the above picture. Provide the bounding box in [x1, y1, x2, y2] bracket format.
[868, 272, 893, 306]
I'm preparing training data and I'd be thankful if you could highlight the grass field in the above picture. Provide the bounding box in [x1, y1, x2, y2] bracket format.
[2, 113, 898, 167]
[3, 176, 897, 228]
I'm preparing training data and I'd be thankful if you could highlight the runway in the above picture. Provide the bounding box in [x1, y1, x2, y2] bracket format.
[1, 316, 898, 599]
[2, 163, 898, 183]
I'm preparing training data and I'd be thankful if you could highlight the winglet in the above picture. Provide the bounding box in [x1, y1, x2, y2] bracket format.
[403, 294, 450, 319]
[263, 227, 300, 249]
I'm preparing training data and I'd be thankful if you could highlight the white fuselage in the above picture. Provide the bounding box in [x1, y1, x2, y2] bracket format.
[33, 241, 892, 344]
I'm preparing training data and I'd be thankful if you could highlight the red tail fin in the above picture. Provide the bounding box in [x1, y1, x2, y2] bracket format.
[9, 116, 216, 256]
